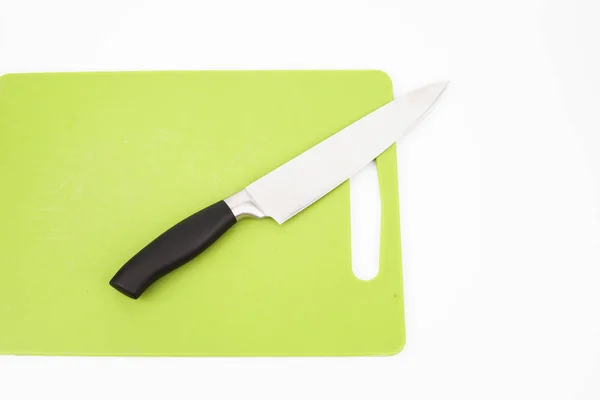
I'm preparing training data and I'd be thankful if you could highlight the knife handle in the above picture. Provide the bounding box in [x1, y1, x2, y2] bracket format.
[110, 201, 237, 299]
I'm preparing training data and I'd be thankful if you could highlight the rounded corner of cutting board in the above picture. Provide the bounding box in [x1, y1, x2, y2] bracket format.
[385, 336, 407, 357]
[371, 69, 394, 90]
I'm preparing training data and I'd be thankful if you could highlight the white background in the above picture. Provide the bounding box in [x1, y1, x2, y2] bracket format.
[1, 0, 599, 399]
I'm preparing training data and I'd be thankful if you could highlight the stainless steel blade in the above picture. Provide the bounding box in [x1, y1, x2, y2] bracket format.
[241, 82, 447, 224]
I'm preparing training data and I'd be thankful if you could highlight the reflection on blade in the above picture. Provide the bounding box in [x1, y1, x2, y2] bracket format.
[246, 82, 448, 223]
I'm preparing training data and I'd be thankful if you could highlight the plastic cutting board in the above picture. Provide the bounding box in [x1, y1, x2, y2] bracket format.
[0, 70, 404, 356]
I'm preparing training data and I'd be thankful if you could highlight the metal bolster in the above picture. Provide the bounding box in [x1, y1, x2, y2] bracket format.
[224, 189, 266, 220]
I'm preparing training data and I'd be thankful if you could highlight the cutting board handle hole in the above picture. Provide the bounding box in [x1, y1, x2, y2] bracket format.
[350, 161, 381, 280]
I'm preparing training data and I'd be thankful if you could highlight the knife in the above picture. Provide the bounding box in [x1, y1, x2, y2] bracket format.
[110, 82, 448, 299]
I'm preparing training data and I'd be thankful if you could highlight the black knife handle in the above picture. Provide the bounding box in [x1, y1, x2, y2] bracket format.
[110, 200, 237, 299]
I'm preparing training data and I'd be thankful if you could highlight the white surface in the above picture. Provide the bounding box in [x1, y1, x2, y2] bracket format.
[351, 161, 381, 280]
[1, 0, 600, 399]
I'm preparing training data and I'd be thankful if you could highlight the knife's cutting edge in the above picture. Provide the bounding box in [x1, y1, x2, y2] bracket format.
[244, 81, 449, 224]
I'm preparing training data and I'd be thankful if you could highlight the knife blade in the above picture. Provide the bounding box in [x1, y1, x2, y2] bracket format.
[110, 82, 448, 299]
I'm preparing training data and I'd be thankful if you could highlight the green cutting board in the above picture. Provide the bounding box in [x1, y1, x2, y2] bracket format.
[0, 70, 404, 356]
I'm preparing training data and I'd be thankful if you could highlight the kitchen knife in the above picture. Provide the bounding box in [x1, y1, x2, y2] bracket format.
[110, 82, 448, 299]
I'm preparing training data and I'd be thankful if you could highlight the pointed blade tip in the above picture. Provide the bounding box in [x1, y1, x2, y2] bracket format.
[398, 81, 448, 111]
[423, 80, 449, 97]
